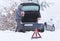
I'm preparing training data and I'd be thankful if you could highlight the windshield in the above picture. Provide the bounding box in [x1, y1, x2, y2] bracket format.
[22, 5, 39, 11]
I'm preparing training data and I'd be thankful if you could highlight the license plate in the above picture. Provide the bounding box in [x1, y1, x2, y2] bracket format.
[24, 24, 33, 26]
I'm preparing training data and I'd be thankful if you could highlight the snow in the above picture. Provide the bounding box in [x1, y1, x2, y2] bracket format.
[0, 29, 60, 41]
[0, 0, 22, 8]
[0, 0, 23, 15]
[0, 0, 60, 41]
[40, 0, 60, 30]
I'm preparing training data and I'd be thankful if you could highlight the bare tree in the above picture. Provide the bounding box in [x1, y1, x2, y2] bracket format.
[0, 2, 17, 31]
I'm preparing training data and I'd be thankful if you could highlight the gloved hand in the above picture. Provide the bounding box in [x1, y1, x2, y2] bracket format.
[21, 11, 25, 17]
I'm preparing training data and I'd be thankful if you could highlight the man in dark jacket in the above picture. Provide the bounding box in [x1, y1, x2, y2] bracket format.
[15, 5, 25, 32]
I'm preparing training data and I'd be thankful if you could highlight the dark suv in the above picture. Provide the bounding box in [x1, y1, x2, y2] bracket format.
[20, 3, 44, 32]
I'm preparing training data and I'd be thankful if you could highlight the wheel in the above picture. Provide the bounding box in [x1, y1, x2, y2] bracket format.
[40, 27, 44, 32]
[19, 29, 26, 33]
[39, 25, 44, 32]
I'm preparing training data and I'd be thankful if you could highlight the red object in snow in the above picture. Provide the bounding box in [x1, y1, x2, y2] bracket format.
[31, 29, 41, 39]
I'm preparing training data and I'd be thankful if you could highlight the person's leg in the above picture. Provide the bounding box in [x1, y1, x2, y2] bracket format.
[15, 19, 22, 32]
[15, 19, 25, 32]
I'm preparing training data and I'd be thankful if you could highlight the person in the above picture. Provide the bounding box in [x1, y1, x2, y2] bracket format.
[15, 5, 25, 32]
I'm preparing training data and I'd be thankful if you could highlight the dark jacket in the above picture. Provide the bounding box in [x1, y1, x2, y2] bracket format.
[15, 5, 23, 20]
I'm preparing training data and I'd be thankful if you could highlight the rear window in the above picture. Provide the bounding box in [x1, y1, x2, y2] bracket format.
[22, 5, 39, 11]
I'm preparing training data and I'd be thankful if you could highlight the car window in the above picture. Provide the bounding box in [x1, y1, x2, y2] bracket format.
[22, 5, 39, 11]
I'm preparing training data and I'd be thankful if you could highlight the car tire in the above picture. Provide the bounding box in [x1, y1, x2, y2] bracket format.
[39, 25, 44, 32]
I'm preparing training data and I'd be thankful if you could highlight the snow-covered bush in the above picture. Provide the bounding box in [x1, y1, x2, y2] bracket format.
[0, 2, 18, 31]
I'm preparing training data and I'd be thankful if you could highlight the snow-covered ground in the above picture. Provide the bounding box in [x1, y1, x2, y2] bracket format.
[0, 0, 60, 41]
[0, 29, 60, 41]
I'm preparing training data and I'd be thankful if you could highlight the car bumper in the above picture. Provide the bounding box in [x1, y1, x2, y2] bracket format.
[21, 22, 44, 31]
